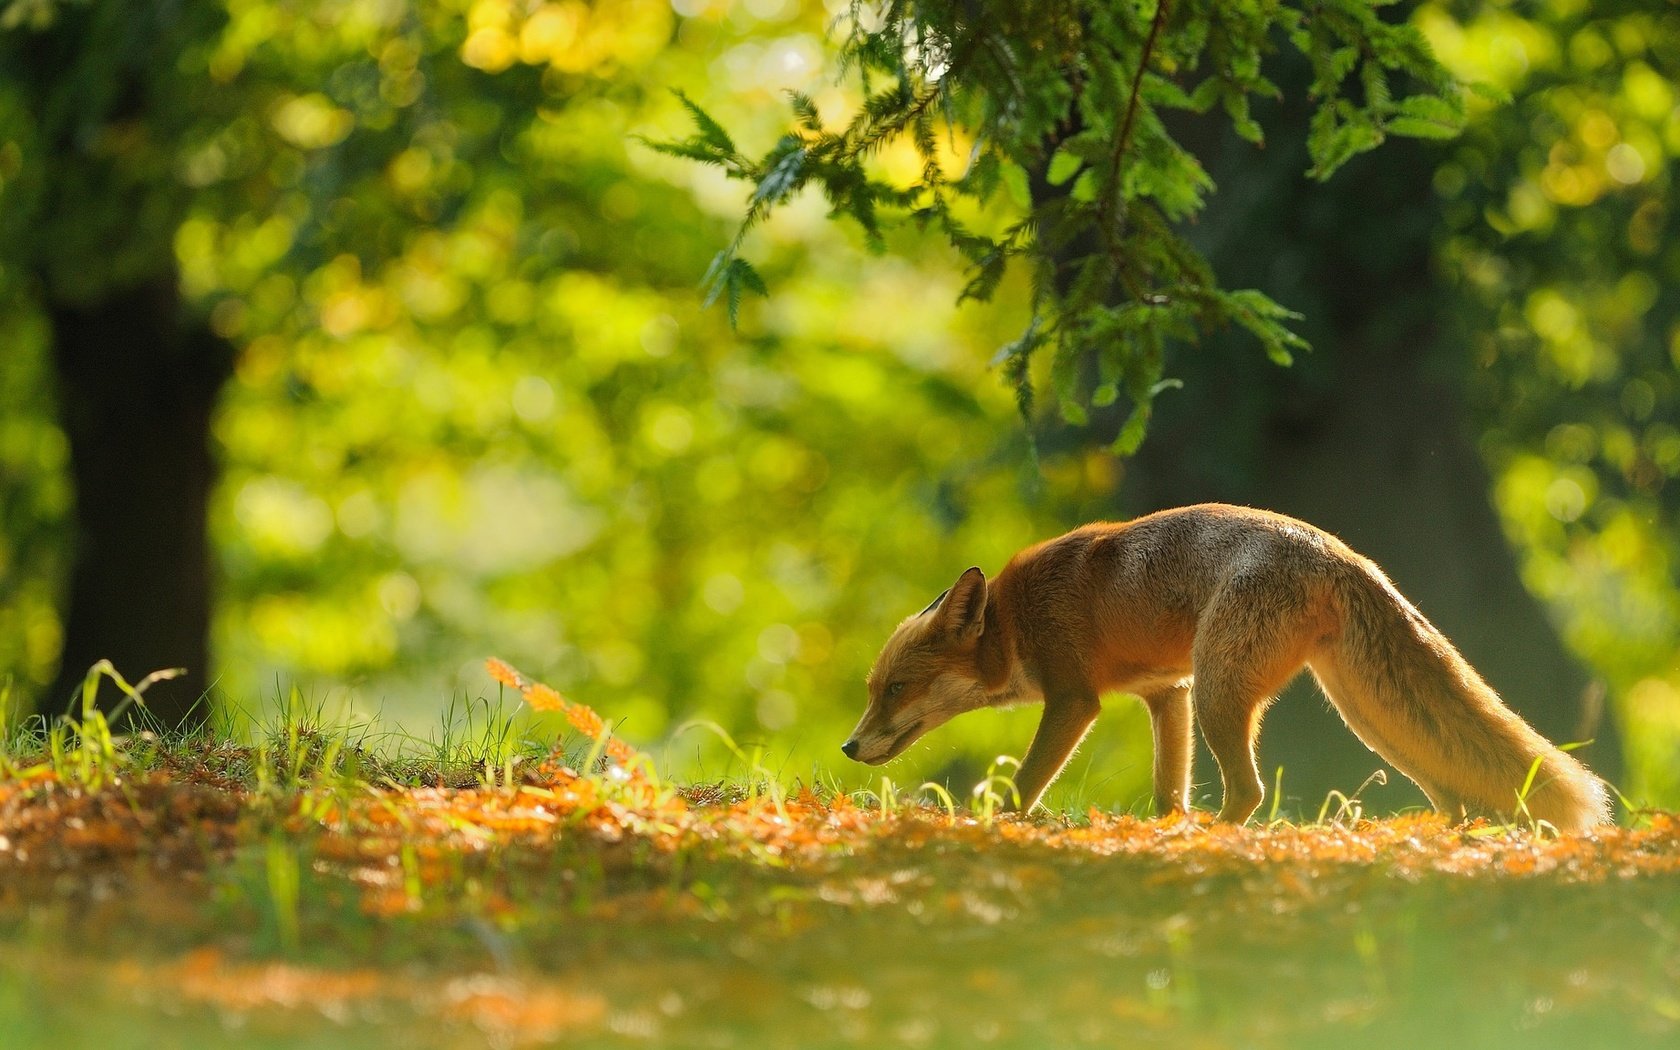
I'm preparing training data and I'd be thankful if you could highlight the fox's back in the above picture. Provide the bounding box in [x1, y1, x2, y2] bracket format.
[1004, 504, 1356, 606]
[995, 505, 1361, 693]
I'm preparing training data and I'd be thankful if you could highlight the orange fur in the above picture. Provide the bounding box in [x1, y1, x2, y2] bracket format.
[845, 504, 1609, 831]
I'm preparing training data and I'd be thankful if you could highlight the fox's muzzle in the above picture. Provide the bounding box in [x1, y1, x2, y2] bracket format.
[841, 719, 926, 765]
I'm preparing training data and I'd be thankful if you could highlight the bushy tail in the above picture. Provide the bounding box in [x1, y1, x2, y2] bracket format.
[1309, 563, 1609, 833]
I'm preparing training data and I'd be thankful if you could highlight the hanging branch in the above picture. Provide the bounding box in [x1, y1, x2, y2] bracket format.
[1096, 0, 1173, 297]
[652, 0, 1469, 453]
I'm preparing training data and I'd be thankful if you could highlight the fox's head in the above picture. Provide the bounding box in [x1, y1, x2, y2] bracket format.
[843, 566, 994, 765]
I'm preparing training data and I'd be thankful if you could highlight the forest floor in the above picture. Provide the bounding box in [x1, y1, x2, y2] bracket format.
[2, 662, 1678, 1050]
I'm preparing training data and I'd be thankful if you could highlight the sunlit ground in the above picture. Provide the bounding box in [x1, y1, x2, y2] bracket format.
[3, 669, 1676, 1050]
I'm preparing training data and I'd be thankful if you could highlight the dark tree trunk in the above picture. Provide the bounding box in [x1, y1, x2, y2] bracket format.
[1118, 123, 1623, 812]
[42, 276, 232, 731]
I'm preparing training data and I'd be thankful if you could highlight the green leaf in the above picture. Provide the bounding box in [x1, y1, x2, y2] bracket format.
[994, 318, 1045, 426]
[1143, 73, 1205, 112]
[991, 316, 1045, 369]
[640, 138, 734, 166]
[1188, 77, 1222, 111]
[1110, 406, 1150, 456]
[672, 89, 736, 154]
[700, 250, 730, 303]
[1070, 168, 1099, 203]
[1308, 113, 1385, 180]
[787, 90, 822, 132]
[1386, 93, 1465, 140]
[1387, 116, 1461, 140]
[958, 252, 1008, 304]
[1223, 90, 1263, 145]
[730, 259, 766, 327]
[1222, 289, 1309, 364]
[1465, 80, 1513, 106]
[1052, 344, 1087, 425]
[752, 142, 807, 204]
[962, 151, 1002, 203]
[999, 160, 1032, 210]
[1326, 46, 1359, 87]
[1046, 149, 1082, 187]
[701, 253, 768, 329]
[1361, 63, 1392, 113]
[731, 257, 767, 297]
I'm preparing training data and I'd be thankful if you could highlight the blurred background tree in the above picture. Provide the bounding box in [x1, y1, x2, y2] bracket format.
[1433, 0, 1680, 804]
[0, 0, 1096, 782]
[1, 0, 236, 726]
[0, 0, 1675, 811]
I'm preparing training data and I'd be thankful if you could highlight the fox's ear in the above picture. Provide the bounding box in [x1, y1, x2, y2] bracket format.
[938, 566, 986, 641]
[917, 588, 951, 617]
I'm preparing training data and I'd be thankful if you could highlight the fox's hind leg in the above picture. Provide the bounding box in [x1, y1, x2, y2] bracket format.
[1192, 573, 1319, 824]
[1142, 682, 1192, 816]
[1192, 672, 1271, 824]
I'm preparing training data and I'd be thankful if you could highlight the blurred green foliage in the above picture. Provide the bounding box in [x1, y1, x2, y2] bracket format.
[1425, 0, 1680, 803]
[0, 0, 1676, 808]
[0, 0, 1136, 803]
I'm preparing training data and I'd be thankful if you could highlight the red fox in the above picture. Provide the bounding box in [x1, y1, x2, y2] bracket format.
[843, 504, 1610, 832]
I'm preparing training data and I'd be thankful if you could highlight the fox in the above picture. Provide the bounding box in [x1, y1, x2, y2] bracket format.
[843, 504, 1610, 832]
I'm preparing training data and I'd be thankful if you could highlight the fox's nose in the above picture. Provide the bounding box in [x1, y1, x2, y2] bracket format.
[841, 739, 860, 760]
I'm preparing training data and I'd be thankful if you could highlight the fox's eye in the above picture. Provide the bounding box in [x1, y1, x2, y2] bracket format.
[884, 682, 905, 700]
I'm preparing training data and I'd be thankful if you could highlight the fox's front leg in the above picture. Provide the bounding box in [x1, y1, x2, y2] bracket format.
[1006, 692, 1101, 813]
